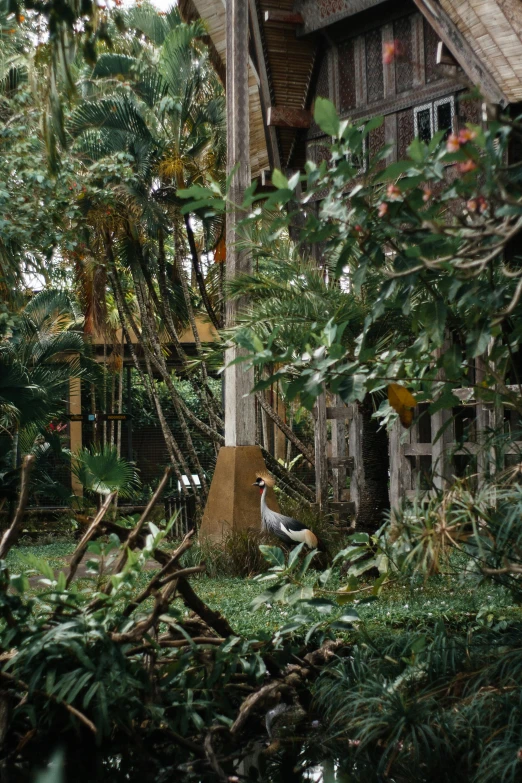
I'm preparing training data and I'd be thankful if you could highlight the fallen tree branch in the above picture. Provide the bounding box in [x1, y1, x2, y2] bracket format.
[176, 577, 236, 638]
[105, 466, 172, 587]
[66, 492, 116, 587]
[230, 681, 290, 736]
[127, 637, 226, 655]
[121, 530, 195, 617]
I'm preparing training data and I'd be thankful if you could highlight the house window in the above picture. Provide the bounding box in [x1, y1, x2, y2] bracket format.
[348, 131, 368, 173]
[414, 96, 454, 142]
[434, 97, 454, 139]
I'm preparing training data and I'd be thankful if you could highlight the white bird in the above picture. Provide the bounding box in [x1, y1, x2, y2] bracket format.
[253, 473, 318, 549]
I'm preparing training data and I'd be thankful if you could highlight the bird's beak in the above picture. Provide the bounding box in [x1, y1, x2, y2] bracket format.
[252, 482, 258, 486]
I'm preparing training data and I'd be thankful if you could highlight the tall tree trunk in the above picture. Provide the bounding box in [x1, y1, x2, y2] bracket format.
[355, 396, 390, 534]
[110, 275, 189, 501]
[130, 265, 207, 499]
[184, 213, 222, 330]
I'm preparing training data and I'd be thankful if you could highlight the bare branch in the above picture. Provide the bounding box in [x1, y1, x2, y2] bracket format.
[0, 455, 35, 560]
[66, 492, 116, 587]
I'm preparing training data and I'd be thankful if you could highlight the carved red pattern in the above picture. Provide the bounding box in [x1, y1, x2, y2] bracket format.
[319, 0, 346, 19]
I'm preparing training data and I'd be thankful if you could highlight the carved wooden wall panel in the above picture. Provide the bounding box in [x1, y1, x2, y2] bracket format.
[424, 17, 443, 84]
[394, 15, 414, 93]
[338, 38, 357, 113]
[397, 107, 414, 160]
[365, 28, 384, 103]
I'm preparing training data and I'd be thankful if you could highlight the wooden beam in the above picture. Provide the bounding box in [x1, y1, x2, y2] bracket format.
[328, 456, 354, 471]
[313, 405, 353, 420]
[248, 0, 281, 171]
[403, 443, 432, 456]
[436, 41, 457, 67]
[326, 406, 353, 420]
[267, 106, 312, 129]
[329, 501, 356, 515]
[412, 0, 509, 107]
[264, 10, 303, 25]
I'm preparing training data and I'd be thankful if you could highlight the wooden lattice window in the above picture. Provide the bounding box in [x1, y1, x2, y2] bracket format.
[394, 16, 414, 93]
[414, 96, 455, 142]
[338, 38, 356, 113]
[365, 28, 384, 103]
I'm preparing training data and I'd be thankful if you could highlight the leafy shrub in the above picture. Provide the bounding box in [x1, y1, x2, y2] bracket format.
[181, 529, 270, 577]
[314, 622, 522, 783]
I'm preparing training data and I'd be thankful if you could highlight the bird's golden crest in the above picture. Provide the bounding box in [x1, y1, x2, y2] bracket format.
[256, 471, 276, 487]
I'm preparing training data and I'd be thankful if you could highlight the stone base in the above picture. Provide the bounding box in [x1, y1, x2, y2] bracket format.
[199, 446, 279, 541]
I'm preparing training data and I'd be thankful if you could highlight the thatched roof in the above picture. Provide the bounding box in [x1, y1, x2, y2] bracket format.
[179, 0, 271, 177]
[180, 0, 317, 176]
[443, 0, 522, 102]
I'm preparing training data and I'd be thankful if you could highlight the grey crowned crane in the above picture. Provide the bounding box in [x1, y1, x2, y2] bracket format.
[253, 473, 319, 549]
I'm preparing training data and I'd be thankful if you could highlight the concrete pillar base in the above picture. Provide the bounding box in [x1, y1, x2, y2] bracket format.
[199, 446, 279, 541]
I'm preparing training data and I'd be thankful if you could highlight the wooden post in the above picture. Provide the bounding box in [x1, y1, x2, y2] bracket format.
[331, 395, 347, 503]
[348, 403, 363, 517]
[69, 376, 83, 497]
[431, 342, 453, 491]
[224, 0, 255, 447]
[199, 0, 275, 541]
[314, 389, 328, 512]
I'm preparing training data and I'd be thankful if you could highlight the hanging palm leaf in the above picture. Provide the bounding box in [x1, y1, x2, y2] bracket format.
[72, 444, 140, 498]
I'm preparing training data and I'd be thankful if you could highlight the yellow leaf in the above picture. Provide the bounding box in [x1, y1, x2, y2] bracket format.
[388, 383, 417, 428]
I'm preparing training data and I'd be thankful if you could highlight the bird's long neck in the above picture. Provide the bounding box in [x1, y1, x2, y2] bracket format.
[260, 485, 268, 513]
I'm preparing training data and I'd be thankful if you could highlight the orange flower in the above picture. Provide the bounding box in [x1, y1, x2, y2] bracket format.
[386, 184, 401, 200]
[378, 202, 389, 217]
[446, 133, 460, 153]
[383, 40, 404, 64]
[467, 196, 487, 214]
[458, 128, 477, 144]
[458, 159, 478, 173]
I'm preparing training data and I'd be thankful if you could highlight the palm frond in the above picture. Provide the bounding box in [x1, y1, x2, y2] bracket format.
[72, 444, 140, 498]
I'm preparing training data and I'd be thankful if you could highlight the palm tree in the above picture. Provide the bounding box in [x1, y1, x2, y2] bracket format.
[0, 289, 96, 506]
[63, 5, 228, 501]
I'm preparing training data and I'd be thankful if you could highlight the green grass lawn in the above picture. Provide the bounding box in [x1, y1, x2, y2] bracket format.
[6, 541, 521, 638]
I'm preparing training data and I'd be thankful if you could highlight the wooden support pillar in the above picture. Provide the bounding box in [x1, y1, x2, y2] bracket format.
[331, 395, 347, 503]
[348, 403, 363, 516]
[224, 0, 255, 448]
[389, 416, 414, 510]
[314, 389, 328, 512]
[432, 342, 453, 491]
[69, 376, 83, 497]
[200, 0, 273, 540]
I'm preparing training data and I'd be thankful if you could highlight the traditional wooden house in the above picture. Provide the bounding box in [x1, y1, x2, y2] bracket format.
[181, 0, 522, 519]
[181, 0, 522, 177]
